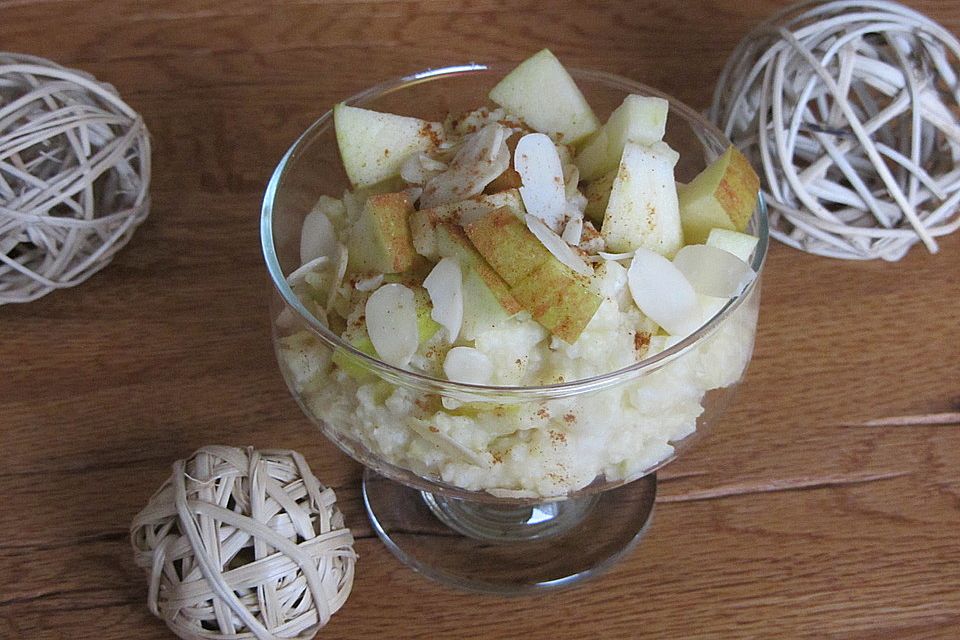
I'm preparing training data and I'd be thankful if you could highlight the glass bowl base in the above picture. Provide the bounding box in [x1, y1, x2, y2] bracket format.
[362, 469, 657, 594]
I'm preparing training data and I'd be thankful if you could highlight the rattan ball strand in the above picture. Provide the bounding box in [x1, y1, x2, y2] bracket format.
[710, 0, 960, 260]
[131, 446, 356, 640]
[0, 52, 150, 303]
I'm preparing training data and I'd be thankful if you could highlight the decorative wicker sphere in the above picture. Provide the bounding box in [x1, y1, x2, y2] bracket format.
[0, 52, 150, 303]
[130, 446, 356, 640]
[710, 0, 960, 260]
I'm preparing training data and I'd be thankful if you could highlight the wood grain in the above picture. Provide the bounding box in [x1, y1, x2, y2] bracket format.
[1, 1, 959, 638]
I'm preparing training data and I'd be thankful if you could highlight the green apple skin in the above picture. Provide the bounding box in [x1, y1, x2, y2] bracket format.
[433, 222, 523, 316]
[334, 103, 443, 188]
[464, 207, 602, 343]
[509, 258, 603, 344]
[488, 49, 599, 144]
[677, 145, 760, 244]
[346, 192, 417, 275]
[601, 141, 684, 257]
[575, 94, 669, 181]
[464, 206, 553, 286]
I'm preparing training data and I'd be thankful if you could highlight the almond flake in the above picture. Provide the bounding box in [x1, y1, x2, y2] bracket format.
[423, 257, 464, 342]
[365, 283, 419, 367]
[515, 133, 566, 232]
[525, 214, 592, 276]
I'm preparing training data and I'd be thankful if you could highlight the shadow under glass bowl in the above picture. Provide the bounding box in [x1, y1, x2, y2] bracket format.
[261, 63, 769, 593]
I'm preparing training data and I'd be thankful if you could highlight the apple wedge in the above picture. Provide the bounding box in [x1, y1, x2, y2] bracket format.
[488, 49, 599, 144]
[582, 169, 617, 226]
[465, 206, 601, 342]
[464, 206, 553, 286]
[509, 258, 602, 344]
[409, 191, 524, 261]
[346, 192, 417, 274]
[601, 141, 684, 256]
[460, 267, 513, 340]
[706, 228, 759, 263]
[334, 103, 443, 188]
[575, 94, 669, 181]
[434, 222, 522, 316]
[677, 145, 760, 243]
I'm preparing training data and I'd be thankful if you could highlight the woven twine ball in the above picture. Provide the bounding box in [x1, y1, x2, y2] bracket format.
[710, 0, 960, 260]
[0, 52, 150, 303]
[130, 446, 356, 640]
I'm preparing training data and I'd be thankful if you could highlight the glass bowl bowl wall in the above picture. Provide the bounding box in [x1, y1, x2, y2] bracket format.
[261, 63, 767, 591]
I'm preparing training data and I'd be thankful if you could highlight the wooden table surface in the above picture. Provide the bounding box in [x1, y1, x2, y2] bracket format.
[2, 1, 959, 638]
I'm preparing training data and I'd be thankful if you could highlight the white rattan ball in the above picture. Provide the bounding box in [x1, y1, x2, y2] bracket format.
[130, 446, 357, 640]
[710, 0, 960, 260]
[0, 52, 150, 303]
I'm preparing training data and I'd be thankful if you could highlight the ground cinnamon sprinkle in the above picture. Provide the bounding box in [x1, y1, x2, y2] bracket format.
[420, 122, 442, 147]
[563, 413, 575, 424]
[536, 407, 549, 419]
[634, 331, 651, 354]
[428, 426, 439, 433]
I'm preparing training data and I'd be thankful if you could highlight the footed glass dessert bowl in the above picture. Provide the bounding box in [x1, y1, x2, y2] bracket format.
[261, 61, 768, 593]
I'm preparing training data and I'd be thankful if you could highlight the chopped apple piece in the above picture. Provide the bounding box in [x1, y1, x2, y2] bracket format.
[346, 192, 416, 274]
[601, 141, 684, 256]
[460, 268, 512, 340]
[706, 228, 759, 263]
[582, 169, 617, 225]
[464, 206, 553, 286]
[677, 145, 760, 243]
[434, 222, 522, 315]
[408, 208, 441, 260]
[488, 49, 599, 144]
[509, 258, 602, 344]
[410, 194, 524, 262]
[380, 259, 433, 290]
[334, 103, 443, 188]
[575, 94, 669, 181]
[672, 244, 755, 298]
[412, 285, 442, 343]
[332, 317, 378, 381]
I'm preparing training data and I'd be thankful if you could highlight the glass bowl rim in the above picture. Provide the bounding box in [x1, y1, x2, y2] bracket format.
[261, 62, 769, 399]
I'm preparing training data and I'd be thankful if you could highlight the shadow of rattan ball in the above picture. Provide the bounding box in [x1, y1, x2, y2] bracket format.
[130, 446, 357, 640]
[0, 52, 151, 303]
